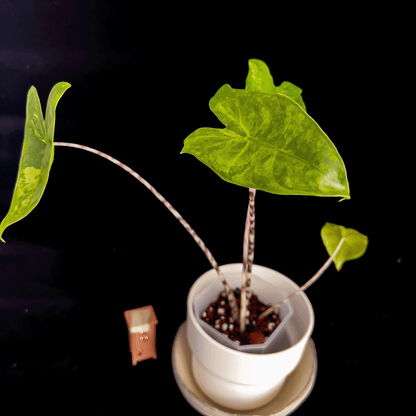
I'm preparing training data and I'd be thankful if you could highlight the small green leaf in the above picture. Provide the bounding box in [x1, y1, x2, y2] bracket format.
[321, 223, 368, 271]
[245, 59, 306, 111]
[182, 84, 350, 199]
[0, 82, 71, 242]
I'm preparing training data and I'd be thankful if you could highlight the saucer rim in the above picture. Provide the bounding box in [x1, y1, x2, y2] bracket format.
[171, 321, 318, 416]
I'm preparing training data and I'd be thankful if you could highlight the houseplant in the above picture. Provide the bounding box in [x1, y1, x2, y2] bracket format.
[0, 59, 368, 411]
[179, 59, 368, 409]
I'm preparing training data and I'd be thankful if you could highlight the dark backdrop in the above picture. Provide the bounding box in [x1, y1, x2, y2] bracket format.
[0, 2, 408, 415]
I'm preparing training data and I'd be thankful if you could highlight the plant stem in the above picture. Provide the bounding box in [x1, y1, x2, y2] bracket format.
[258, 238, 345, 321]
[54, 142, 239, 322]
[240, 188, 256, 332]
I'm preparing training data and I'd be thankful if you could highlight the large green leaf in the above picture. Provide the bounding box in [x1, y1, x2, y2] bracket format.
[181, 84, 350, 199]
[321, 223, 368, 271]
[245, 59, 306, 111]
[0, 82, 71, 242]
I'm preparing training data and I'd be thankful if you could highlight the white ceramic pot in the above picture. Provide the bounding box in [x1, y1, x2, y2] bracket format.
[186, 263, 315, 411]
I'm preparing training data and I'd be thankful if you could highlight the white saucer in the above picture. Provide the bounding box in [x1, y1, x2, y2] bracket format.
[171, 321, 318, 416]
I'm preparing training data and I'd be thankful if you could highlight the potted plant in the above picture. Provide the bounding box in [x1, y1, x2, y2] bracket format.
[0, 59, 368, 412]
[179, 59, 368, 410]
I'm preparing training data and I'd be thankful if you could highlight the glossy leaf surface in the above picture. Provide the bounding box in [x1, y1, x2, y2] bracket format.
[0, 82, 71, 242]
[321, 223, 368, 271]
[245, 59, 306, 111]
[182, 84, 350, 198]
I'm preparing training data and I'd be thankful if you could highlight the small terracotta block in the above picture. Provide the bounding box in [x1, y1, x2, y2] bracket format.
[124, 305, 158, 365]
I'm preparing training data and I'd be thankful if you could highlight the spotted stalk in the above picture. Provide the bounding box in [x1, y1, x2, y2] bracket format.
[240, 188, 256, 332]
[54, 142, 239, 322]
[258, 238, 346, 320]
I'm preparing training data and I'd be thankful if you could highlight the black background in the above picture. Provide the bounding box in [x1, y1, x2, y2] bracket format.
[0, 2, 409, 415]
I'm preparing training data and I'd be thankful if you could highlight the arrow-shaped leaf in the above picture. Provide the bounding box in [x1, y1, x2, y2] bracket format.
[259, 223, 368, 319]
[321, 222, 368, 271]
[0, 82, 71, 242]
[181, 84, 350, 199]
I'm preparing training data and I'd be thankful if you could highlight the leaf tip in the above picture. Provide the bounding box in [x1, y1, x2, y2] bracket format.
[338, 195, 350, 202]
[60, 81, 72, 90]
[27, 85, 38, 97]
[248, 58, 267, 66]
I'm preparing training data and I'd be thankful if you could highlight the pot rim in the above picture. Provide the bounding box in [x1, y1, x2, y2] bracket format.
[187, 263, 315, 357]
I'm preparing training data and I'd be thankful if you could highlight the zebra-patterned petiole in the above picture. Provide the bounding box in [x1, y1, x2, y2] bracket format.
[54, 142, 240, 322]
[240, 188, 256, 332]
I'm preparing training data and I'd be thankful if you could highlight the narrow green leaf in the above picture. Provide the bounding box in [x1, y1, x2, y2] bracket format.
[321, 223, 368, 271]
[0, 82, 71, 242]
[182, 84, 350, 199]
[245, 59, 306, 111]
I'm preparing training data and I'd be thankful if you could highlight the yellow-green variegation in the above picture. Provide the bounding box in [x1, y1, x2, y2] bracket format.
[181, 84, 350, 199]
[0, 82, 71, 242]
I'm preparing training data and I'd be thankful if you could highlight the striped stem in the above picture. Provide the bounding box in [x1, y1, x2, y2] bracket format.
[258, 238, 345, 321]
[240, 188, 256, 332]
[54, 142, 239, 322]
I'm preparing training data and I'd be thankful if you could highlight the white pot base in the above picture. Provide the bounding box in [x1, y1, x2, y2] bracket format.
[172, 321, 318, 415]
[192, 354, 287, 410]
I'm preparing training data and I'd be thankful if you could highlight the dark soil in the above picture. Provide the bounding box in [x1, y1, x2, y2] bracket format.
[200, 288, 281, 346]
